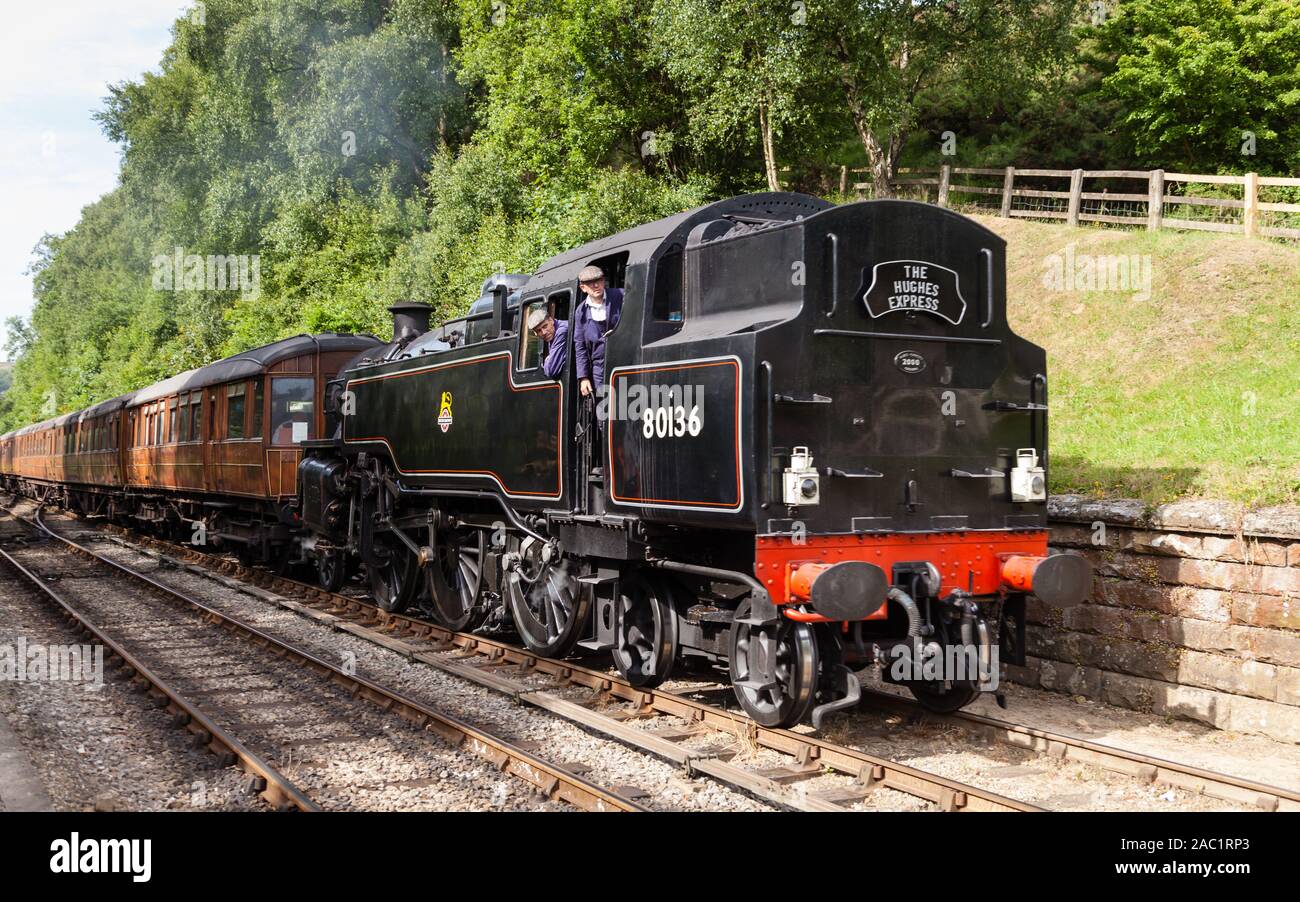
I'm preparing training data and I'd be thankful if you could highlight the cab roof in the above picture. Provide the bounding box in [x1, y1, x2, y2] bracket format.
[519, 192, 831, 298]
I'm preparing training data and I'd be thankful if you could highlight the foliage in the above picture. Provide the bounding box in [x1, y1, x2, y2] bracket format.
[5, 0, 1298, 504]
[1092, 0, 1300, 173]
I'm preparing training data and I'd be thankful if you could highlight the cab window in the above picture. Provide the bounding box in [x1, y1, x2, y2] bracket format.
[652, 244, 684, 322]
[518, 297, 547, 371]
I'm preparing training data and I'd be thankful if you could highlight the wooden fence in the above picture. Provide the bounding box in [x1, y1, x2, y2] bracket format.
[838, 165, 1300, 240]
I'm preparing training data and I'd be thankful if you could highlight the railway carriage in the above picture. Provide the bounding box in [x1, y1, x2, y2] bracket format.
[0, 333, 381, 561]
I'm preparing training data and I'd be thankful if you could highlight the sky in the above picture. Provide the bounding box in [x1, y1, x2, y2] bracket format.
[0, 2, 188, 360]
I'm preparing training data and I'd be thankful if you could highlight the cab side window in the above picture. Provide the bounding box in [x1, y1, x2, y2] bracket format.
[518, 298, 547, 371]
[653, 245, 684, 323]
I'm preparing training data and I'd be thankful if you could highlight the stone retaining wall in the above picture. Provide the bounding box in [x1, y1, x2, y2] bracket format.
[1015, 496, 1300, 743]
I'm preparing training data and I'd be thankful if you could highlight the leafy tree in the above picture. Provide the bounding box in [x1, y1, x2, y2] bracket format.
[804, 0, 1082, 196]
[650, 0, 841, 191]
[455, 0, 727, 184]
[1094, 0, 1300, 173]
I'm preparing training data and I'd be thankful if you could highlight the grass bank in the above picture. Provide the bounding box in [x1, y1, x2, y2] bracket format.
[974, 215, 1299, 507]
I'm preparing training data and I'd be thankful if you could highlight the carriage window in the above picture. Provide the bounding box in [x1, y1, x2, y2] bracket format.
[226, 384, 246, 439]
[190, 394, 202, 441]
[169, 399, 178, 443]
[250, 379, 264, 438]
[270, 377, 314, 445]
[179, 393, 191, 442]
[155, 404, 164, 445]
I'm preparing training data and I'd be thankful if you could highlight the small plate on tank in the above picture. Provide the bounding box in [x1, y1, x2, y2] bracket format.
[894, 350, 927, 374]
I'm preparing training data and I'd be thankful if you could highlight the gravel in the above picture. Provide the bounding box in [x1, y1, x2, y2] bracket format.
[35, 504, 1297, 813]
[0, 552, 261, 811]
[26, 516, 776, 812]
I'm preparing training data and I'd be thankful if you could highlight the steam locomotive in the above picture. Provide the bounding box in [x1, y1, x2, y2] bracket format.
[2, 193, 1091, 729]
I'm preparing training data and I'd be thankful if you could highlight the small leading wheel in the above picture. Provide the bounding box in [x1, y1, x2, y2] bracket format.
[906, 678, 979, 713]
[729, 599, 819, 728]
[611, 574, 679, 688]
[317, 549, 348, 593]
[367, 533, 418, 613]
[505, 540, 591, 658]
[427, 529, 485, 631]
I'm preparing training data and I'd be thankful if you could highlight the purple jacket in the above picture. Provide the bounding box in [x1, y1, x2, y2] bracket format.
[572, 287, 623, 386]
[542, 320, 569, 379]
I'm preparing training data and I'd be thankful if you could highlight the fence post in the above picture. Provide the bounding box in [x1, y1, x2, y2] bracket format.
[1243, 172, 1259, 237]
[937, 164, 951, 208]
[1000, 166, 1015, 217]
[1147, 169, 1164, 231]
[1066, 168, 1083, 227]
[839, 165, 847, 196]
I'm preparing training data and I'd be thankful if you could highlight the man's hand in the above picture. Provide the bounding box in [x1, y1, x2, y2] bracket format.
[580, 378, 593, 397]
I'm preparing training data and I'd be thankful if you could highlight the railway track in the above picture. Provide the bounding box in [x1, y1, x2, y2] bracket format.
[853, 687, 1300, 812]
[85, 522, 1042, 812]
[91, 518, 1300, 814]
[0, 504, 645, 812]
[26, 502, 1294, 813]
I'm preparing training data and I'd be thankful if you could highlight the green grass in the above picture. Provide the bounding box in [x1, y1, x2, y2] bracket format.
[974, 215, 1300, 507]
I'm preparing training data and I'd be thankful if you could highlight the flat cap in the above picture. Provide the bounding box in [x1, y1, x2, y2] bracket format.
[526, 306, 550, 331]
[577, 264, 605, 283]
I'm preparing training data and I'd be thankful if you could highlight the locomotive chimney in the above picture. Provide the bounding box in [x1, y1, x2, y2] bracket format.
[388, 302, 432, 342]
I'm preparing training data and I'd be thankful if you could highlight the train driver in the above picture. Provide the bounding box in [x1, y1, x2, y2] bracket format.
[526, 307, 569, 379]
[572, 264, 623, 398]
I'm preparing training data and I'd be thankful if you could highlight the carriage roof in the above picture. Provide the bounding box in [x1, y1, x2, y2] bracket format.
[1, 333, 382, 441]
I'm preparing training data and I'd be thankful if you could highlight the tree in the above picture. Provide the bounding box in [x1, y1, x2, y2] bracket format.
[651, 0, 829, 191]
[1095, 0, 1300, 173]
[805, 0, 1081, 196]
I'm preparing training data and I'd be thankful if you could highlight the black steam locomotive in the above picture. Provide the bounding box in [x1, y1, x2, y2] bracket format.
[298, 192, 1090, 728]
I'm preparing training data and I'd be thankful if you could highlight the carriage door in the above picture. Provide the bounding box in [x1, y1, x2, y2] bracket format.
[204, 390, 218, 493]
